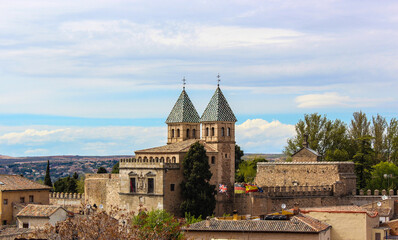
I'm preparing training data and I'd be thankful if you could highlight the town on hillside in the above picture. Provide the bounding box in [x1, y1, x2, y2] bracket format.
[1, 84, 398, 240]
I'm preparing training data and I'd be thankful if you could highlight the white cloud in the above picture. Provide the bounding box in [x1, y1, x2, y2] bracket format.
[295, 92, 393, 109]
[0, 129, 67, 145]
[236, 119, 295, 153]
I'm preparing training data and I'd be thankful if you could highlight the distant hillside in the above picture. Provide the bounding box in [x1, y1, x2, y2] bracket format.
[0, 155, 133, 181]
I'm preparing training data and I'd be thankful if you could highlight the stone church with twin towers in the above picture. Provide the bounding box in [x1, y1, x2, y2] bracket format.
[85, 80, 238, 216]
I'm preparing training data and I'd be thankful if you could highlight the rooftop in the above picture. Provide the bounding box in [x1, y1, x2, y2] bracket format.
[17, 204, 65, 218]
[301, 205, 378, 218]
[200, 87, 237, 122]
[166, 90, 200, 123]
[0, 175, 52, 191]
[136, 139, 216, 153]
[185, 214, 330, 233]
[292, 147, 321, 157]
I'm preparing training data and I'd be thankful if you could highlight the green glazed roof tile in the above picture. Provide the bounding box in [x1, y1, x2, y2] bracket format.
[166, 90, 200, 123]
[200, 87, 237, 122]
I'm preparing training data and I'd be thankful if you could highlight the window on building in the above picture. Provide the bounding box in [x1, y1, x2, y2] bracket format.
[206, 127, 209, 136]
[211, 156, 215, 164]
[227, 127, 230, 136]
[20, 197, 25, 203]
[171, 129, 174, 138]
[177, 129, 180, 137]
[170, 184, 175, 191]
[23, 223, 29, 228]
[148, 178, 154, 194]
[130, 178, 136, 193]
[221, 127, 225, 136]
[211, 127, 215, 136]
[3, 199, 7, 205]
[375, 233, 381, 240]
[186, 129, 190, 138]
[29, 195, 34, 203]
[192, 129, 196, 138]
[3, 220, 7, 225]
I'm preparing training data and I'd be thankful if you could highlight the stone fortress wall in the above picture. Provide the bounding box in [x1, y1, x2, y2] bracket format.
[49, 192, 84, 213]
[255, 161, 357, 196]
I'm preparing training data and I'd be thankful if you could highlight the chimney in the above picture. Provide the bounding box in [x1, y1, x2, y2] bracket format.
[303, 133, 309, 148]
[233, 210, 238, 220]
[293, 202, 300, 215]
[205, 216, 211, 228]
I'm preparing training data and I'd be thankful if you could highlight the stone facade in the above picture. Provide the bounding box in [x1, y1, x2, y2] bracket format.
[255, 162, 356, 196]
[85, 86, 237, 217]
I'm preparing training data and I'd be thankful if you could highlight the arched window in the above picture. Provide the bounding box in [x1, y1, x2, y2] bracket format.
[221, 127, 225, 136]
[155, 157, 159, 163]
[177, 129, 180, 137]
[172, 157, 176, 163]
[166, 157, 170, 163]
[171, 129, 175, 138]
[192, 129, 196, 138]
[138, 157, 142, 162]
[150, 157, 153, 162]
[211, 156, 215, 164]
[206, 128, 209, 136]
[160, 157, 164, 163]
[227, 127, 230, 136]
[211, 127, 215, 136]
[186, 129, 190, 138]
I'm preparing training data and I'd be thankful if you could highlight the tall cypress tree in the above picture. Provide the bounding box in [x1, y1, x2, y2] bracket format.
[180, 141, 216, 218]
[44, 160, 52, 187]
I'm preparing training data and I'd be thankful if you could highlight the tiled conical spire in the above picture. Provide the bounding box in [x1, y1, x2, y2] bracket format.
[200, 87, 237, 122]
[166, 90, 200, 123]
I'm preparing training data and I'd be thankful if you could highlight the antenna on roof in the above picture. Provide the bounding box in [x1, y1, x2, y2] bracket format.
[217, 73, 221, 87]
[182, 77, 186, 90]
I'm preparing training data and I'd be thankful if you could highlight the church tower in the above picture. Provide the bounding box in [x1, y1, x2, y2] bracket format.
[166, 85, 200, 144]
[200, 79, 237, 214]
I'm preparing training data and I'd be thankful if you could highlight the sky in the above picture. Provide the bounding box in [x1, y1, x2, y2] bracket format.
[0, 0, 397, 156]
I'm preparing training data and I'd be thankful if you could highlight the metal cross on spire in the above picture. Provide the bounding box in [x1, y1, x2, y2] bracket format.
[182, 77, 186, 90]
[217, 73, 221, 87]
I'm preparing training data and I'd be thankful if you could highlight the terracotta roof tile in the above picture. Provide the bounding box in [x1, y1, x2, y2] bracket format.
[0, 175, 52, 191]
[17, 204, 64, 218]
[185, 214, 330, 233]
[301, 205, 378, 218]
[136, 139, 216, 153]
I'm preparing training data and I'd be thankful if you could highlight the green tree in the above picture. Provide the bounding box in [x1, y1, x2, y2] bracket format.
[97, 167, 108, 173]
[53, 176, 78, 193]
[180, 141, 216, 218]
[236, 157, 267, 183]
[77, 175, 85, 194]
[386, 118, 398, 163]
[352, 136, 374, 189]
[112, 162, 119, 174]
[235, 145, 244, 182]
[367, 162, 398, 191]
[349, 111, 371, 140]
[44, 160, 52, 188]
[372, 114, 387, 163]
[284, 113, 349, 159]
[132, 209, 184, 240]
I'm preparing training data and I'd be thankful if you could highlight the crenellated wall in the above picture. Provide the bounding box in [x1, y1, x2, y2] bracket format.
[49, 192, 84, 213]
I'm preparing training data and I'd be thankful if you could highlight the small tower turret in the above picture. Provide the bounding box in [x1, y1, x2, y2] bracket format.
[165, 79, 200, 144]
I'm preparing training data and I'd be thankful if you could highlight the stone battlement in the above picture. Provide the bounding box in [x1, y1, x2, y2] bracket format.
[120, 158, 180, 169]
[50, 192, 84, 199]
[261, 185, 333, 197]
[85, 173, 120, 179]
[357, 189, 398, 196]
